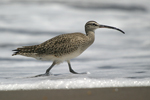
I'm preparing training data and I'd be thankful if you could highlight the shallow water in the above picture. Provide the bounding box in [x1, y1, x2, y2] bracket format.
[0, 0, 150, 90]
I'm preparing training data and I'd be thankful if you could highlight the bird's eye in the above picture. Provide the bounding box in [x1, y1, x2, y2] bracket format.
[92, 23, 97, 26]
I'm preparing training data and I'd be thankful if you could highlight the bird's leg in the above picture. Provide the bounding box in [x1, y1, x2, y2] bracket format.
[33, 61, 56, 77]
[45, 61, 56, 75]
[67, 60, 79, 74]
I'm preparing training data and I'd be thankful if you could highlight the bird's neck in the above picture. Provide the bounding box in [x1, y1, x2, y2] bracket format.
[85, 30, 95, 44]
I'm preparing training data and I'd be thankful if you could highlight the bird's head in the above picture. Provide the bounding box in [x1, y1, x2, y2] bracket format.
[85, 21, 125, 34]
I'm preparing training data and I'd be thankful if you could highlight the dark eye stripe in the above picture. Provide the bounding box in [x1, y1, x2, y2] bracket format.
[92, 23, 98, 26]
[87, 23, 97, 26]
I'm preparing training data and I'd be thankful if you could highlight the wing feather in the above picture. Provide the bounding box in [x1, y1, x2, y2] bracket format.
[35, 33, 86, 57]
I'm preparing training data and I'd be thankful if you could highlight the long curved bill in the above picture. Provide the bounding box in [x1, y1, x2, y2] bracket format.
[99, 25, 125, 34]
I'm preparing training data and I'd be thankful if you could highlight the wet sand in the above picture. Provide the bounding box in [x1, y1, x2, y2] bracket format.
[0, 86, 150, 100]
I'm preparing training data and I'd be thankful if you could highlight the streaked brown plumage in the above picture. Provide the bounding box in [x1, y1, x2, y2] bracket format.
[12, 21, 124, 76]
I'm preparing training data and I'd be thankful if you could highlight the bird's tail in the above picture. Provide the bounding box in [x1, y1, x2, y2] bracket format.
[12, 45, 38, 56]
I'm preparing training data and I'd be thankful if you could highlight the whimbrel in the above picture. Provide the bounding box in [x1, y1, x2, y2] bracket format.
[12, 21, 125, 76]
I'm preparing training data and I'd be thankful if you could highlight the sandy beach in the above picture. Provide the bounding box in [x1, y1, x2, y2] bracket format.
[0, 86, 150, 100]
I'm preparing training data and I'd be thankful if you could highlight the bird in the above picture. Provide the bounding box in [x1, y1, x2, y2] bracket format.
[12, 21, 125, 76]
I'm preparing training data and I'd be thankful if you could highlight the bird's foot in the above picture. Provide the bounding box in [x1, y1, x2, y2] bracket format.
[71, 71, 90, 74]
[33, 72, 51, 77]
[80, 71, 90, 74]
[83, 71, 90, 74]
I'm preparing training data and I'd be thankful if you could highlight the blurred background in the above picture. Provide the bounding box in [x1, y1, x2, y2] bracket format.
[0, 0, 150, 90]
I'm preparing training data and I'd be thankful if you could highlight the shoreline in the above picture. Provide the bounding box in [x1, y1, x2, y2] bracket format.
[0, 86, 150, 100]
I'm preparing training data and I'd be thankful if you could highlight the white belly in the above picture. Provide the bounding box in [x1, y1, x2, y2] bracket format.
[35, 49, 82, 64]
